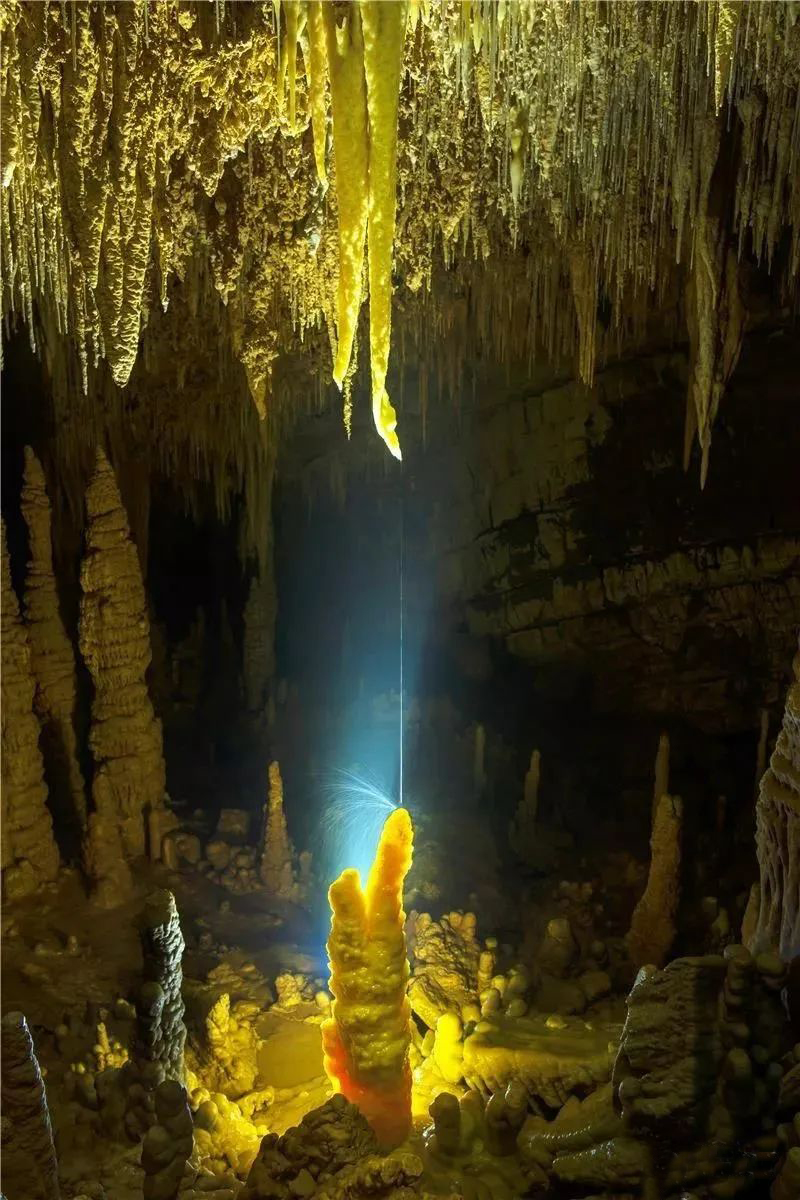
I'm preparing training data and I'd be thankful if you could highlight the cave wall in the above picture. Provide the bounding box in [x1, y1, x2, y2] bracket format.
[275, 326, 800, 848]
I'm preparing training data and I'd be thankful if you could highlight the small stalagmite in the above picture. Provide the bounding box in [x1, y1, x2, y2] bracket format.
[747, 642, 800, 960]
[510, 748, 540, 862]
[20, 446, 87, 833]
[626, 793, 683, 969]
[135, 890, 187, 1083]
[79, 448, 166, 879]
[652, 732, 670, 822]
[1, 519, 60, 902]
[322, 806, 414, 1149]
[259, 760, 296, 899]
[1, 1011, 61, 1200]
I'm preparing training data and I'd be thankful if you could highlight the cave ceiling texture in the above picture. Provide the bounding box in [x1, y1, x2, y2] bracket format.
[1, 0, 799, 720]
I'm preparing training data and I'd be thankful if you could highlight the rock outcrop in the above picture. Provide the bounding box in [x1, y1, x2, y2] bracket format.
[79, 448, 166, 890]
[141, 1080, 193, 1200]
[748, 641, 800, 960]
[1, 519, 60, 901]
[20, 446, 87, 835]
[626, 793, 682, 969]
[1, 1011, 61, 1200]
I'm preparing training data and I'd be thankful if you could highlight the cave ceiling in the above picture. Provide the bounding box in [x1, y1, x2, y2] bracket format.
[1, 0, 799, 556]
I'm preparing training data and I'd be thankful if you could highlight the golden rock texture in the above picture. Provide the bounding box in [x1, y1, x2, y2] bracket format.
[748, 639, 800, 960]
[2, 2, 798, 466]
[79, 448, 166, 898]
[20, 446, 87, 834]
[626, 793, 683, 970]
[1, 519, 60, 902]
[323, 807, 414, 1149]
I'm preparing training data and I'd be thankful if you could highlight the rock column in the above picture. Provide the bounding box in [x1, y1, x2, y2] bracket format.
[1, 520, 60, 901]
[135, 889, 186, 1082]
[748, 642, 800, 960]
[79, 448, 166, 885]
[1, 1011, 60, 1199]
[259, 761, 296, 899]
[20, 447, 87, 833]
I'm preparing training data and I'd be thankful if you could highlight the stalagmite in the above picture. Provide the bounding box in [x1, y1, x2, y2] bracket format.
[79, 448, 166, 885]
[259, 760, 297, 899]
[322, 806, 414, 1149]
[360, 0, 407, 460]
[135, 890, 187, 1083]
[0, 1011, 61, 1200]
[626, 794, 682, 969]
[652, 732, 670, 822]
[510, 748, 540, 861]
[755, 708, 769, 799]
[747, 643, 800, 960]
[20, 446, 87, 834]
[1, 519, 60, 902]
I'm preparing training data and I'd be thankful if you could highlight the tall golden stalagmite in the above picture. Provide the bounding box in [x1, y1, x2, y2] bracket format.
[322, 806, 414, 1149]
[260, 761, 296, 899]
[20, 447, 87, 833]
[1, 519, 60, 901]
[79, 448, 166, 895]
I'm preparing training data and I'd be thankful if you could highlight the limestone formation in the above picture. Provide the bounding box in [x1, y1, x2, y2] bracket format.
[626, 793, 682, 969]
[2, 2, 798, 472]
[141, 1080, 194, 1200]
[20, 446, 87, 834]
[135, 890, 187, 1083]
[511, 750, 549, 865]
[79, 448, 166, 883]
[241, 1096, 378, 1200]
[259, 761, 296, 899]
[1, 1011, 61, 1200]
[748, 643, 800, 960]
[407, 910, 481, 1030]
[652, 732, 670, 822]
[1, 519, 60, 902]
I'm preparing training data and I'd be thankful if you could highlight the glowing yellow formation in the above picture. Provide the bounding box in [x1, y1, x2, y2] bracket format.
[323, 3, 370, 397]
[318, 0, 407, 459]
[361, 0, 407, 461]
[306, 2, 329, 188]
[322, 806, 414, 1149]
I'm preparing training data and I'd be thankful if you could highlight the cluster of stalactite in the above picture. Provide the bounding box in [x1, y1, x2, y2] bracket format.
[2, 1, 798, 475]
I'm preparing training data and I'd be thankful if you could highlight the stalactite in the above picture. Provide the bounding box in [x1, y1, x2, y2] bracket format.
[1, 519, 60, 903]
[1, 1, 798, 471]
[360, 0, 407, 459]
[323, 1, 370, 392]
[20, 446, 87, 835]
[79, 449, 166, 895]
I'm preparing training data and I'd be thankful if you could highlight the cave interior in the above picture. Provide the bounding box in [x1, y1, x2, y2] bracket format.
[1, 3, 799, 1199]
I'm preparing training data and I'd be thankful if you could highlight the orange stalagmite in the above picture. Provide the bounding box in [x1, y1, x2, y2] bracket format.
[322, 806, 414, 1149]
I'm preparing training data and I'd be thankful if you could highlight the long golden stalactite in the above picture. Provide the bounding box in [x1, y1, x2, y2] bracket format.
[1, 1, 799, 478]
